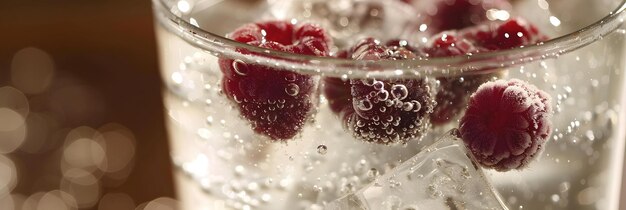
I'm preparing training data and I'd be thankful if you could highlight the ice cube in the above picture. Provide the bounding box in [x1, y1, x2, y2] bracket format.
[325, 130, 509, 210]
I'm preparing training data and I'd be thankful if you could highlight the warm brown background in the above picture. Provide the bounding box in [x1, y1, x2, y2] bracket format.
[0, 0, 175, 207]
[1, 0, 625, 209]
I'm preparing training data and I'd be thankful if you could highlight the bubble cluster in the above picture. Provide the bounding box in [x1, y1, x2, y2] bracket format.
[347, 78, 434, 144]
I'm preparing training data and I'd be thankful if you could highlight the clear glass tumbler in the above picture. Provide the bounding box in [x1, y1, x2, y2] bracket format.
[152, 0, 626, 209]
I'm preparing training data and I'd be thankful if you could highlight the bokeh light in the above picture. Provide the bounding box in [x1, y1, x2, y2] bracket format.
[0, 155, 17, 198]
[0, 86, 30, 117]
[10, 47, 55, 95]
[98, 193, 136, 210]
[36, 190, 77, 210]
[96, 124, 136, 173]
[0, 108, 25, 132]
[140, 197, 179, 210]
[63, 137, 106, 171]
[1, 194, 27, 210]
[22, 192, 46, 210]
[59, 169, 100, 208]
[0, 47, 165, 210]
[0, 113, 27, 154]
[0, 194, 16, 210]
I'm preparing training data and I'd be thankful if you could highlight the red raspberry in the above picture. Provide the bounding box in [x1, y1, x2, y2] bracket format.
[323, 38, 434, 144]
[422, 32, 500, 125]
[461, 18, 548, 50]
[427, 0, 511, 33]
[219, 20, 332, 140]
[425, 17, 547, 125]
[422, 31, 478, 57]
[459, 79, 552, 171]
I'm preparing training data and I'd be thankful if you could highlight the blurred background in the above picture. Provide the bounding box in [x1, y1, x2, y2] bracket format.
[0, 0, 625, 210]
[0, 0, 176, 209]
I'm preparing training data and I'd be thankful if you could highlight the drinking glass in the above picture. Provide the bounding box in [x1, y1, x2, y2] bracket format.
[152, 0, 626, 209]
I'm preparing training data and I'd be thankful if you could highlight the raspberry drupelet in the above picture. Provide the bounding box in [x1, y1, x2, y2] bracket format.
[459, 79, 552, 171]
[323, 38, 434, 144]
[219, 20, 332, 140]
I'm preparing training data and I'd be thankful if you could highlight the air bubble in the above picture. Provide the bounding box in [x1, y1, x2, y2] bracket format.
[411, 100, 422, 112]
[394, 100, 403, 108]
[367, 168, 380, 179]
[283, 73, 297, 82]
[317, 145, 328, 155]
[234, 165, 245, 176]
[377, 90, 389, 101]
[261, 194, 271, 202]
[391, 84, 408, 100]
[233, 95, 243, 103]
[232, 60, 248, 76]
[402, 102, 413, 111]
[373, 81, 384, 90]
[551, 194, 560, 202]
[357, 99, 373, 111]
[356, 120, 366, 127]
[385, 128, 394, 134]
[285, 83, 300, 96]
[267, 114, 277, 122]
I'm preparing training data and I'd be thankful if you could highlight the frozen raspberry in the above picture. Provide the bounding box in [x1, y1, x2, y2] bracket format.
[323, 38, 433, 144]
[459, 79, 552, 171]
[422, 32, 501, 125]
[461, 18, 548, 50]
[219, 20, 332, 140]
[427, 0, 512, 33]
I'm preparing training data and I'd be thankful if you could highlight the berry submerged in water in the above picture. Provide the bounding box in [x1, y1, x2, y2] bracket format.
[422, 32, 500, 125]
[461, 17, 548, 50]
[219, 20, 332, 140]
[323, 38, 434, 144]
[427, 0, 512, 33]
[459, 79, 552, 171]
[424, 17, 547, 125]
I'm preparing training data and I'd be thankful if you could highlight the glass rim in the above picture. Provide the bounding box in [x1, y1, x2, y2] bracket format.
[153, 0, 626, 78]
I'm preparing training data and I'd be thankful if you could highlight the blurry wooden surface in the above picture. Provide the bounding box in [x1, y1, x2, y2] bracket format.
[0, 0, 175, 207]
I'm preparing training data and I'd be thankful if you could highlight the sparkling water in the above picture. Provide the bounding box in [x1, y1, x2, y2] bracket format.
[153, 0, 626, 209]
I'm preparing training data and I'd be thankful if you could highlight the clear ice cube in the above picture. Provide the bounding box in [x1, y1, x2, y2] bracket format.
[325, 130, 509, 210]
